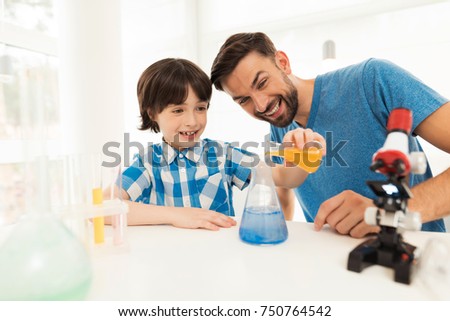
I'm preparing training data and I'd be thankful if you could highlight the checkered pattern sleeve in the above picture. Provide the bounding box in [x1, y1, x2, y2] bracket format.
[225, 144, 254, 191]
[122, 153, 152, 202]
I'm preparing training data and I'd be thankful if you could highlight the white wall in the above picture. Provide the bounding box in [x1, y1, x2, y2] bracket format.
[120, 0, 450, 222]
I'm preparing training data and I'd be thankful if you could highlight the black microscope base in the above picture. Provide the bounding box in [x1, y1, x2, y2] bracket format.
[347, 237, 416, 284]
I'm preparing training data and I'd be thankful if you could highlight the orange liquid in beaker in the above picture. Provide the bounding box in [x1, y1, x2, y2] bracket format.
[268, 147, 322, 173]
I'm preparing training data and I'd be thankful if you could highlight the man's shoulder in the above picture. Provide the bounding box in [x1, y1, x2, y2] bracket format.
[322, 58, 405, 92]
[335, 58, 397, 76]
[359, 58, 405, 77]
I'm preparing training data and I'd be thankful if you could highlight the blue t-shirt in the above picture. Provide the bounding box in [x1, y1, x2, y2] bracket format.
[271, 58, 447, 232]
[122, 139, 254, 216]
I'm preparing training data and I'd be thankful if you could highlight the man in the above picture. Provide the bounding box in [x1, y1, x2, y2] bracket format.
[211, 32, 450, 238]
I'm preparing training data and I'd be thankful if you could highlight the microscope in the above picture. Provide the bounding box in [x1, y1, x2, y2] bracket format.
[347, 108, 426, 284]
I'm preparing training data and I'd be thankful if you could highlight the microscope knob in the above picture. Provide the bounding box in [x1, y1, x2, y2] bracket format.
[410, 151, 427, 175]
[403, 211, 422, 231]
[364, 207, 379, 226]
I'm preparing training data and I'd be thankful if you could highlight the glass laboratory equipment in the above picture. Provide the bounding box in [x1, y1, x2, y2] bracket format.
[57, 154, 128, 250]
[0, 61, 93, 300]
[267, 141, 323, 173]
[416, 238, 450, 300]
[239, 162, 288, 245]
[94, 163, 127, 247]
[0, 157, 92, 300]
[0, 215, 93, 300]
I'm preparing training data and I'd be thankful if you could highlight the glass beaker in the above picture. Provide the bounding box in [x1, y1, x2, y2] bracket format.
[267, 141, 323, 173]
[416, 238, 450, 300]
[239, 162, 288, 245]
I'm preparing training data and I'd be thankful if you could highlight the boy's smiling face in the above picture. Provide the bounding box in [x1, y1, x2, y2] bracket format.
[154, 86, 208, 150]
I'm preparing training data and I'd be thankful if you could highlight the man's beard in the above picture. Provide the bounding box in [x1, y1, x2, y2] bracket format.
[256, 74, 298, 128]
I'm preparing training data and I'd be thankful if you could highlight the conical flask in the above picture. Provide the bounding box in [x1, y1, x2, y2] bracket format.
[239, 162, 288, 245]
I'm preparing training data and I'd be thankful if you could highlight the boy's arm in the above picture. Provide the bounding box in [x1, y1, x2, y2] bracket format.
[121, 189, 236, 231]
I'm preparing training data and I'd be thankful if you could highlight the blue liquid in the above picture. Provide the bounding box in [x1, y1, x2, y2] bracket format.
[239, 206, 288, 245]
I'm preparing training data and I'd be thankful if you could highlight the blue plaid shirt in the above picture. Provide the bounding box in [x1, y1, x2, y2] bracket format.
[122, 139, 254, 216]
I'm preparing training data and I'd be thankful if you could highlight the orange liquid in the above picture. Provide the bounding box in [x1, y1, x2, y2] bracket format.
[268, 147, 322, 173]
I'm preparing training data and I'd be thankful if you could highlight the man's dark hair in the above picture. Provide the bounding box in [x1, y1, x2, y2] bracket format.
[137, 58, 212, 133]
[210, 32, 277, 91]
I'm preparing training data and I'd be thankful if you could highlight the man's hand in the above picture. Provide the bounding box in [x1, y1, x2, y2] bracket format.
[283, 128, 326, 155]
[314, 190, 380, 238]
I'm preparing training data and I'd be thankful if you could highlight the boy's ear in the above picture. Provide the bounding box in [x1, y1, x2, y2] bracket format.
[147, 109, 156, 121]
[275, 51, 292, 75]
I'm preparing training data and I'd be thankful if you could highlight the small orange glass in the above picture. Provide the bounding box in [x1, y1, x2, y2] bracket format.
[267, 141, 323, 173]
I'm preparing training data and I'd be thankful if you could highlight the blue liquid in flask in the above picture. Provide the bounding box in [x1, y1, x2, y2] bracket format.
[239, 206, 288, 245]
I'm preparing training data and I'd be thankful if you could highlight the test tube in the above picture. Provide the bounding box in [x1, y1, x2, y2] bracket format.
[102, 164, 126, 246]
[92, 186, 104, 244]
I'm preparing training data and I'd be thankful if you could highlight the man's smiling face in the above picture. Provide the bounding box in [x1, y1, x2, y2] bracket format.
[221, 51, 298, 128]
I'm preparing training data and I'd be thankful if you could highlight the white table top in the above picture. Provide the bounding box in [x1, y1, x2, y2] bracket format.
[87, 221, 450, 301]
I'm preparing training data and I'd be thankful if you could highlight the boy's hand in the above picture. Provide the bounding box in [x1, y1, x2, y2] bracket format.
[282, 128, 326, 156]
[169, 207, 237, 231]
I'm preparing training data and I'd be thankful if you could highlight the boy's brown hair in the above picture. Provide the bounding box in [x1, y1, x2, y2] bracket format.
[137, 58, 212, 133]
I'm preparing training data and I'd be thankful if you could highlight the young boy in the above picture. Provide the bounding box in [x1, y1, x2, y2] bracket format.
[121, 58, 254, 231]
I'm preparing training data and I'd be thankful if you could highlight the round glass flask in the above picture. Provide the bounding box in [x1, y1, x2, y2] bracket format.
[0, 215, 92, 300]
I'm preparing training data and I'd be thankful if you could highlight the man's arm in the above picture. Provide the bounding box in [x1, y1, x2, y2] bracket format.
[409, 101, 450, 221]
[276, 187, 295, 221]
[315, 102, 450, 237]
[272, 164, 309, 188]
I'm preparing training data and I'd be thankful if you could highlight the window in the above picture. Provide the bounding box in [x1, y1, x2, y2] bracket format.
[0, 0, 58, 224]
[2, 0, 57, 36]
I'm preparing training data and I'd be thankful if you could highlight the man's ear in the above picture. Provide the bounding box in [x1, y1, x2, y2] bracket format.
[275, 51, 292, 74]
